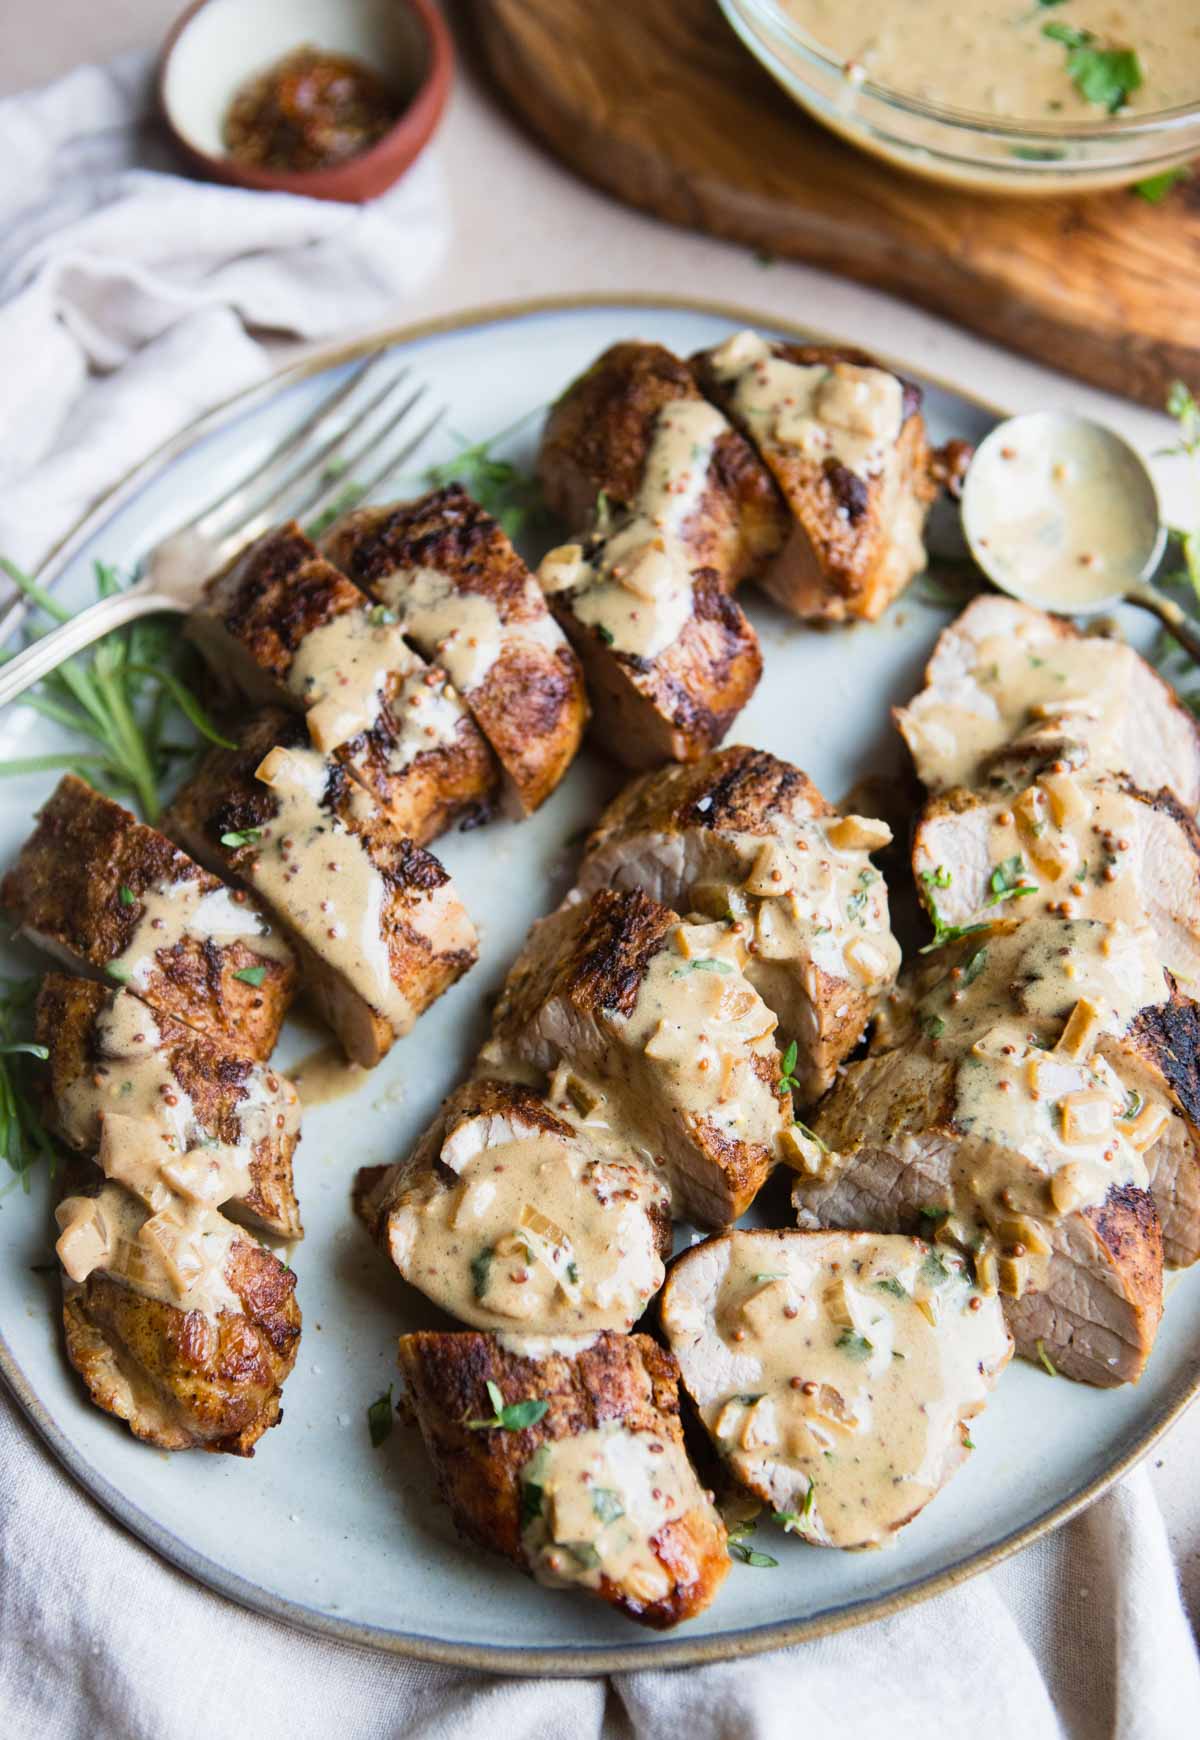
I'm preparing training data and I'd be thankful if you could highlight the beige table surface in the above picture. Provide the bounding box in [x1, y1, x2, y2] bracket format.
[3, 0, 1198, 1634]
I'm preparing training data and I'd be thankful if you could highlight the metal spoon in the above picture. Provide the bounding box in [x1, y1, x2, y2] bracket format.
[960, 410, 1200, 664]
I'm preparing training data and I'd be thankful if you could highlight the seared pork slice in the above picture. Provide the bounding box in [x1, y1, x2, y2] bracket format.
[536, 348, 765, 769]
[56, 1178, 300, 1454]
[1100, 991, 1200, 1270]
[484, 889, 790, 1227]
[191, 521, 498, 844]
[660, 1230, 1010, 1548]
[796, 1044, 1163, 1385]
[692, 330, 935, 623]
[538, 340, 786, 591]
[356, 1079, 670, 1334]
[576, 747, 901, 1102]
[323, 485, 587, 814]
[164, 713, 477, 1067]
[896, 596, 1200, 807]
[397, 1329, 729, 1629]
[1, 776, 295, 1062]
[37, 975, 302, 1241]
[913, 774, 1200, 995]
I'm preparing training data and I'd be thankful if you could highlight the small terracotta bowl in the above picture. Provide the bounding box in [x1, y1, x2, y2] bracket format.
[158, 0, 453, 203]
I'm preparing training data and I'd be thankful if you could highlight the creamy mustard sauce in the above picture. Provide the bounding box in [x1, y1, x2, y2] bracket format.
[962, 421, 1158, 611]
[538, 398, 729, 660]
[707, 331, 902, 479]
[906, 916, 1163, 1292]
[779, 1, 1199, 118]
[917, 770, 1200, 993]
[385, 1128, 667, 1334]
[291, 1041, 367, 1108]
[621, 918, 784, 1146]
[247, 745, 417, 1034]
[899, 624, 1151, 795]
[662, 1232, 1008, 1549]
[368, 566, 560, 696]
[286, 609, 420, 753]
[56, 989, 299, 1210]
[520, 1424, 705, 1601]
[56, 1181, 243, 1321]
[108, 875, 290, 988]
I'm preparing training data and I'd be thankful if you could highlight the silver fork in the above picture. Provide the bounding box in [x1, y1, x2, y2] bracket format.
[0, 352, 447, 711]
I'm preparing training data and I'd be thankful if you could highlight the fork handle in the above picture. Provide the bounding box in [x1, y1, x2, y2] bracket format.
[0, 590, 185, 711]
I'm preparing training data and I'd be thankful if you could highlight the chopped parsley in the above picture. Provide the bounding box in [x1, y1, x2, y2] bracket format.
[220, 827, 262, 848]
[986, 854, 1039, 906]
[847, 868, 878, 923]
[874, 1277, 908, 1300]
[118, 884, 136, 907]
[232, 966, 267, 987]
[466, 1379, 548, 1432]
[1042, 21, 1142, 113]
[835, 1329, 874, 1360]
[367, 1387, 394, 1448]
[961, 945, 989, 988]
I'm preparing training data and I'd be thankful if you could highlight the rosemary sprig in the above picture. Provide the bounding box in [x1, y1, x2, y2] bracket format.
[0, 977, 56, 1199]
[426, 408, 550, 543]
[0, 557, 234, 822]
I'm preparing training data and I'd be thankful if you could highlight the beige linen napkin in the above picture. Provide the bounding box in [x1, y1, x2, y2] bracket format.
[0, 51, 1197, 1740]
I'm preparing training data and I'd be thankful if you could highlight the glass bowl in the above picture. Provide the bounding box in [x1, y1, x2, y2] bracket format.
[718, 0, 1200, 196]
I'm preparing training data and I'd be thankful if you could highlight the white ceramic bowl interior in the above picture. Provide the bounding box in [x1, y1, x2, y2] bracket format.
[163, 0, 430, 157]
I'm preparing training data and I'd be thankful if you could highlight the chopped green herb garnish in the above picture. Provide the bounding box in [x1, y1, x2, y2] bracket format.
[1124, 1089, 1144, 1120]
[470, 1246, 494, 1300]
[425, 411, 549, 542]
[921, 1250, 951, 1286]
[367, 1386, 394, 1448]
[1036, 1338, 1059, 1377]
[921, 1012, 947, 1040]
[919, 1205, 951, 1223]
[1042, 21, 1142, 113]
[919, 866, 991, 954]
[591, 1487, 625, 1525]
[794, 1119, 828, 1153]
[773, 1484, 816, 1532]
[1, 980, 64, 1196]
[368, 604, 398, 626]
[562, 1541, 602, 1570]
[520, 1445, 550, 1527]
[963, 1432, 976, 1450]
[118, 884, 136, 907]
[595, 625, 615, 645]
[674, 957, 732, 976]
[753, 1272, 787, 1283]
[921, 865, 952, 891]
[565, 1259, 579, 1286]
[777, 1038, 800, 1096]
[835, 1329, 874, 1360]
[729, 1541, 778, 1568]
[466, 1379, 549, 1432]
[987, 854, 1038, 906]
[1134, 166, 1191, 205]
[961, 945, 989, 987]
[220, 827, 262, 848]
[874, 1277, 908, 1300]
[232, 966, 267, 987]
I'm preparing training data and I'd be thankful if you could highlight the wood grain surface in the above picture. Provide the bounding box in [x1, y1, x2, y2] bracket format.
[472, 0, 1200, 409]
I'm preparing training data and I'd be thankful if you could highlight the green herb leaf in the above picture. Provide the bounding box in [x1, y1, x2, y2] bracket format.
[874, 1276, 908, 1300]
[961, 945, 989, 987]
[1043, 22, 1143, 113]
[1036, 1338, 1059, 1377]
[232, 966, 267, 987]
[220, 828, 262, 848]
[367, 1386, 394, 1448]
[674, 957, 732, 977]
[730, 1541, 778, 1568]
[563, 1541, 602, 1570]
[987, 854, 1038, 906]
[919, 1205, 951, 1223]
[753, 1272, 787, 1283]
[0, 1042, 49, 1062]
[368, 604, 398, 626]
[921, 1249, 952, 1286]
[595, 625, 615, 646]
[963, 1432, 976, 1450]
[105, 963, 131, 984]
[777, 1038, 800, 1096]
[1134, 166, 1191, 204]
[470, 1247, 493, 1301]
[118, 884, 136, 907]
[425, 411, 549, 543]
[466, 1380, 549, 1432]
[835, 1329, 874, 1360]
[1124, 1089, 1144, 1120]
[591, 1487, 625, 1525]
[794, 1118, 829, 1153]
[772, 1482, 816, 1532]
[921, 1012, 947, 1040]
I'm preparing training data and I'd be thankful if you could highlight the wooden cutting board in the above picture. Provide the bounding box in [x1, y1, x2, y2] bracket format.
[472, 0, 1200, 409]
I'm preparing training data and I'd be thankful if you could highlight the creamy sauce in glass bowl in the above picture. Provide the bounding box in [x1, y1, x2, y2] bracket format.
[778, 0, 1200, 119]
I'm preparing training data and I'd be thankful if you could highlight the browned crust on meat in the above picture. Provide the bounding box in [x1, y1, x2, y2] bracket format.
[61, 1223, 300, 1455]
[588, 745, 832, 854]
[1, 776, 295, 1061]
[554, 571, 763, 770]
[36, 974, 301, 1240]
[496, 890, 676, 1034]
[194, 521, 366, 686]
[538, 341, 786, 590]
[693, 340, 934, 623]
[324, 486, 588, 814]
[397, 1329, 729, 1628]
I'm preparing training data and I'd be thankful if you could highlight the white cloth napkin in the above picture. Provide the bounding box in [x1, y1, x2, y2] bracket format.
[0, 50, 1198, 1740]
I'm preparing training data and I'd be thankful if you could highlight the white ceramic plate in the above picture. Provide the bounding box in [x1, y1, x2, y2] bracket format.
[2, 298, 1197, 1674]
